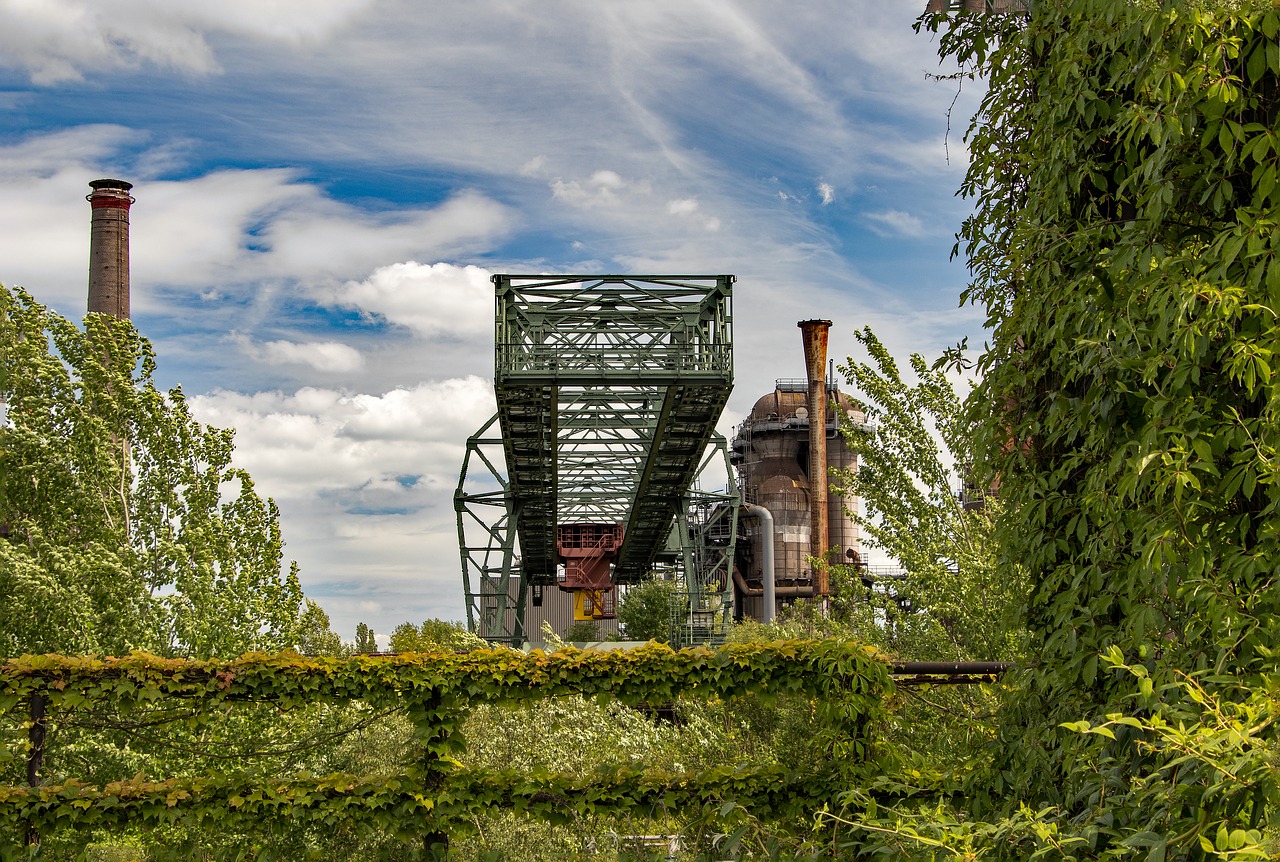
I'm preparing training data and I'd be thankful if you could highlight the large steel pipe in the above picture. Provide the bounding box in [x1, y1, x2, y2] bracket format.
[741, 504, 776, 623]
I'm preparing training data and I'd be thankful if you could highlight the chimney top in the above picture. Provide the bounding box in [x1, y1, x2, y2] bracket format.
[89, 178, 133, 191]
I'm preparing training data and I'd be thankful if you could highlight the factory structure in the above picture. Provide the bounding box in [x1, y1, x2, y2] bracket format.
[456, 275, 875, 647]
[75, 178, 875, 647]
[730, 372, 865, 622]
[477, 330, 868, 643]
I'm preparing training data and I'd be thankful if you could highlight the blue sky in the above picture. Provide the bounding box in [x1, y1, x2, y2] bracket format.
[0, 0, 984, 643]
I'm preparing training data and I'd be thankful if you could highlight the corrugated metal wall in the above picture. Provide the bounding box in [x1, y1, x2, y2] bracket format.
[511, 579, 622, 642]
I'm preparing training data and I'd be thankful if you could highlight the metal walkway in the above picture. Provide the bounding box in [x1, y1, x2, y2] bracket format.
[458, 275, 736, 644]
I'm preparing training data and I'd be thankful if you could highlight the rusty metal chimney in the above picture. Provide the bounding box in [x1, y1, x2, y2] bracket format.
[798, 319, 833, 597]
[87, 179, 134, 319]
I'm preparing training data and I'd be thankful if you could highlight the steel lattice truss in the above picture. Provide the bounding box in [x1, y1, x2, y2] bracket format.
[457, 275, 737, 645]
[495, 275, 734, 582]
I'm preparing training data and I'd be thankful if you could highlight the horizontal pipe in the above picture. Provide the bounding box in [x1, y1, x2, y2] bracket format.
[731, 570, 813, 598]
[885, 660, 1013, 681]
[890, 661, 1013, 685]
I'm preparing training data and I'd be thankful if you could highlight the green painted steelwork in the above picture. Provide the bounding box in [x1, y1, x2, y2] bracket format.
[667, 442, 740, 649]
[495, 274, 734, 582]
[458, 275, 738, 645]
[455, 414, 525, 645]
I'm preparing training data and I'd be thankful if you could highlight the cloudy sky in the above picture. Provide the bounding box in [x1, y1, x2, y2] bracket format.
[0, 0, 984, 643]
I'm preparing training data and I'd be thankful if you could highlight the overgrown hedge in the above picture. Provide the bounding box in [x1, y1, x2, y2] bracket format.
[0, 641, 889, 857]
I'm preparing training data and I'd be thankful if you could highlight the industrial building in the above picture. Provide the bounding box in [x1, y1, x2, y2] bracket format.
[457, 275, 739, 647]
[77, 177, 873, 645]
[730, 376, 865, 622]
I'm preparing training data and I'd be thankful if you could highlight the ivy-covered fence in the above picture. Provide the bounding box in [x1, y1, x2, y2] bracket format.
[0, 641, 888, 858]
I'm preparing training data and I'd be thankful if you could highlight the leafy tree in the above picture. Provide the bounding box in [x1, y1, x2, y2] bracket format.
[615, 578, 677, 642]
[946, 0, 1280, 782]
[389, 618, 484, 652]
[561, 620, 600, 642]
[830, 326, 1025, 662]
[353, 622, 377, 654]
[0, 286, 383, 859]
[0, 285, 303, 658]
[297, 600, 346, 657]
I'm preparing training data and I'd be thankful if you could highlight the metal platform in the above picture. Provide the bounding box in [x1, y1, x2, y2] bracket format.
[459, 275, 737, 645]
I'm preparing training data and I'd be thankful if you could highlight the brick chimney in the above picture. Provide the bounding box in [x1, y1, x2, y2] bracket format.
[87, 179, 134, 319]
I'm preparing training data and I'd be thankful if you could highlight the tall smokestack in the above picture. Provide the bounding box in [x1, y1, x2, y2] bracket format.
[799, 319, 833, 598]
[87, 179, 134, 319]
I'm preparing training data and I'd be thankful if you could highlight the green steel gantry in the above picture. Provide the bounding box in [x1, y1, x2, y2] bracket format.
[457, 275, 738, 646]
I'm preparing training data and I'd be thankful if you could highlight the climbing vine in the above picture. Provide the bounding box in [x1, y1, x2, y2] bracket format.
[0, 641, 889, 858]
[838, 1, 1280, 858]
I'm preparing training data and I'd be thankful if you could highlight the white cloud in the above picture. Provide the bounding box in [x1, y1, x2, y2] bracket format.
[260, 190, 510, 282]
[0, 124, 143, 178]
[519, 155, 547, 176]
[140, 175, 510, 287]
[188, 376, 495, 498]
[333, 261, 494, 340]
[236, 335, 365, 374]
[864, 209, 927, 238]
[0, 131, 513, 315]
[0, 0, 374, 84]
[818, 182, 835, 205]
[664, 197, 720, 232]
[550, 170, 650, 209]
[187, 376, 497, 631]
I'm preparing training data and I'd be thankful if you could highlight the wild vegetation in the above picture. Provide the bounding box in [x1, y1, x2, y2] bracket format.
[830, 0, 1280, 857]
[0, 285, 306, 659]
[831, 325, 1024, 665]
[1, 642, 889, 861]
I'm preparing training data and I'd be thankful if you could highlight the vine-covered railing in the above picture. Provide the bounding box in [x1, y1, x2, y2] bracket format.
[0, 640, 889, 857]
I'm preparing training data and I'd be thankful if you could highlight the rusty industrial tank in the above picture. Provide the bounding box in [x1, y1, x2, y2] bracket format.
[729, 380, 865, 619]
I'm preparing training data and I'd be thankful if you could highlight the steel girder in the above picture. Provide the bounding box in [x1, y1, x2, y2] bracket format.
[666, 439, 740, 648]
[457, 424, 740, 646]
[456, 414, 526, 646]
[458, 275, 737, 645]
[493, 274, 734, 584]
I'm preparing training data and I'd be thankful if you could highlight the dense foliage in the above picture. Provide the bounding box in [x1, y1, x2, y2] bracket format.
[832, 1, 1280, 857]
[833, 325, 1025, 663]
[616, 578, 680, 642]
[390, 619, 485, 652]
[0, 286, 304, 658]
[0, 641, 890, 860]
